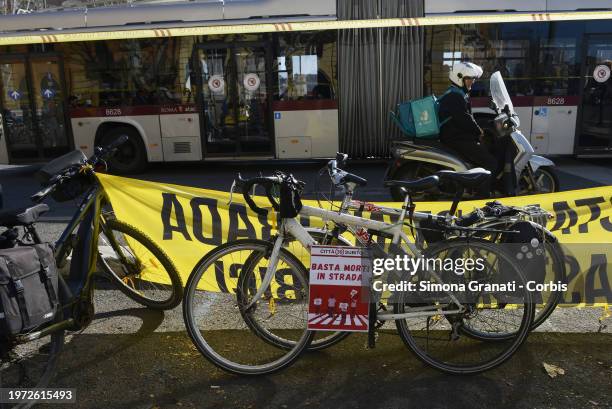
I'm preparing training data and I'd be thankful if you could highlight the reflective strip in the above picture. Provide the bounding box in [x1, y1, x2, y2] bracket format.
[1, 11, 612, 46]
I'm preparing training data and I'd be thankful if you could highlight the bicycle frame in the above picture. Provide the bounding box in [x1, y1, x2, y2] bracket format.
[15, 181, 116, 343]
[323, 179, 551, 247]
[246, 194, 466, 321]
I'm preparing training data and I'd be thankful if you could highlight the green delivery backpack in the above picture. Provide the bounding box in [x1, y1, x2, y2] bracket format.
[391, 87, 466, 139]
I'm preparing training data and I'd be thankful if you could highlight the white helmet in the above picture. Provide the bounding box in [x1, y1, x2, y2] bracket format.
[449, 62, 484, 87]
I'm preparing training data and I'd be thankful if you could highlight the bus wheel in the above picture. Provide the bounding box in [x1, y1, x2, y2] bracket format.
[99, 127, 148, 174]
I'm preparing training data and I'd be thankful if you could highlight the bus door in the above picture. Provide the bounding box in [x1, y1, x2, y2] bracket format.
[0, 54, 71, 162]
[193, 42, 274, 157]
[576, 34, 612, 154]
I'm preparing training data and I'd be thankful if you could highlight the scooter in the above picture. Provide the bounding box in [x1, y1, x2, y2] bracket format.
[385, 71, 559, 201]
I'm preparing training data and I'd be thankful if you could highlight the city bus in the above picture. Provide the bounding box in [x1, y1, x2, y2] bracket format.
[0, 0, 611, 172]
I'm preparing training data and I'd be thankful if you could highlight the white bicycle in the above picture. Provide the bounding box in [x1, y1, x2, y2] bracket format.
[183, 170, 535, 375]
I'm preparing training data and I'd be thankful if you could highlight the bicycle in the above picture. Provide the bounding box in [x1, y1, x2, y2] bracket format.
[317, 155, 565, 336]
[226, 155, 564, 351]
[0, 137, 182, 408]
[183, 170, 535, 375]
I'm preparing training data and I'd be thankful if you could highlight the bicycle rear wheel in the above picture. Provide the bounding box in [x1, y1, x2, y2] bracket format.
[183, 239, 313, 375]
[393, 239, 534, 374]
[473, 223, 566, 333]
[0, 313, 64, 409]
[98, 219, 183, 310]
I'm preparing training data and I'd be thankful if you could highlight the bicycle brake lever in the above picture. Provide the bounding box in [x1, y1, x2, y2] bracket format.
[227, 180, 237, 206]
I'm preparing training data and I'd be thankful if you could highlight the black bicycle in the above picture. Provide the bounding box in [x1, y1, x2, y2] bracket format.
[0, 137, 182, 408]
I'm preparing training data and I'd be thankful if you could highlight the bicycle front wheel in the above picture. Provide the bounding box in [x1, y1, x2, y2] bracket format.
[98, 219, 183, 310]
[183, 239, 313, 375]
[274, 230, 352, 351]
[394, 239, 534, 374]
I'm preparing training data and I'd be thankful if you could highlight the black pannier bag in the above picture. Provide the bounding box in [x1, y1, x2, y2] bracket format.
[35, 150, 88, 202]
[0, 244, 59, 336]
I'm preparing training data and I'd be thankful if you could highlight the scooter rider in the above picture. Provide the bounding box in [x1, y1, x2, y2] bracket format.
[438, 62, 498, 196]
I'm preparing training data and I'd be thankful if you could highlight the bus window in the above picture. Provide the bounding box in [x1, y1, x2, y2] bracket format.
[275, 32, 337, 101]
[536, 36, 580, 97]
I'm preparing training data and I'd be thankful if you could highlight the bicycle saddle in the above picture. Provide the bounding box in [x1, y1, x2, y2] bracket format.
[384, 175, 439, 192]
[0, 204, 50, 227]
[435, 168, 491, 189]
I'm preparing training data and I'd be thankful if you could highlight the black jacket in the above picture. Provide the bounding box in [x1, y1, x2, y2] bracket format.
[438, 86, 482, 143]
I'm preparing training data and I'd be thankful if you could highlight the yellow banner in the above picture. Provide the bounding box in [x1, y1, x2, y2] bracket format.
[2, 10, 612, 46]
[97, 174, 612, 307]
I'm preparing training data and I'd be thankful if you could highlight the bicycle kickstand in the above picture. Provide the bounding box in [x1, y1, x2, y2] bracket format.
[367, 302, 377, 348]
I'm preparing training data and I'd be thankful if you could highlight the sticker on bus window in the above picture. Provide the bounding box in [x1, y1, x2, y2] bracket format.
[243, 73, 260, 91]
[208, 75, 225, 93]
[594, 64, 611, 83]
[8, 90, 21, 100]
[42, 88, 56, 99]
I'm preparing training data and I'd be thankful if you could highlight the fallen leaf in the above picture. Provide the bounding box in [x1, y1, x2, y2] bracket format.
[543, 362, 565, 378]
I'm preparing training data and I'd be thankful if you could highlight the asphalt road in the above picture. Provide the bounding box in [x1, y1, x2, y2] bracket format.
[47, 299, 612, 409]
[2, 156, 612, 220]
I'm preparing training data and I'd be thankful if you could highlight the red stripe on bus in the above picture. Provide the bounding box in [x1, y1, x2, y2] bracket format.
[272, 100, 338, 111]
[471, 96, 580, 108]
[69, 104, 197, 118]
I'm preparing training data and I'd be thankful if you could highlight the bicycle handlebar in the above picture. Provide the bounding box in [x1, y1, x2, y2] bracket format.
[30, 136, 130, 203]
[325, 153, 367, 188]
[235, 174, 282, 216]
[30, 183, 57, 203]
[88, 135, 129, 166]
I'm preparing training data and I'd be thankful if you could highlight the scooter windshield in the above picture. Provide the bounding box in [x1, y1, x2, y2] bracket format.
[490, 71, 515, 115]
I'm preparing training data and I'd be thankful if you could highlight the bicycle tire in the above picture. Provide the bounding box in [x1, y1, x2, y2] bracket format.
[0, 311, 64, 409]
[394, 238, 534, 374]
[473, 222, 566, 334]
[98, 219, 183, 310]
[183, 239, 313, 375]
[239, 230, 352, 352]
[529, 238, 565, 330]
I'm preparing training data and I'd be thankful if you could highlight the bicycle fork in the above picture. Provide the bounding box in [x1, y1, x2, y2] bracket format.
[244, 218, 315, 310]
[244, 233, 285, 311]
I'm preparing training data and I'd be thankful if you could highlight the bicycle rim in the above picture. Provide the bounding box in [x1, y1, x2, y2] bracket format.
[394, 239, 534, 374]
[473, 224, 566, 333]
[274, 230, 352, 351]
[0, 317, 64, 408]
[98, 219, 182, 309]
[183, 239, 313, 375]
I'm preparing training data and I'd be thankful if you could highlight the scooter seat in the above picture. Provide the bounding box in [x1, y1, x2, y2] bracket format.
[384, 175, 439, 192]
[340, 172, 367, 187]
[0, 204, 49, 227]
[435, 168, 491, 189]
[391, 139, 468, 167]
